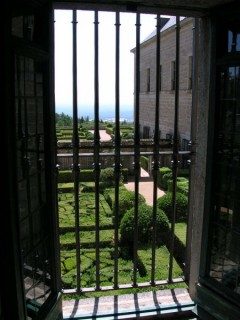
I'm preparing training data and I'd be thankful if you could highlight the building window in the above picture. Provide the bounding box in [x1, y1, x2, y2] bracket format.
[147, 67, 150, 92]
[171, 61, 176, 90]
[143, 125, 150, 138]
[188, 56, 193, 90]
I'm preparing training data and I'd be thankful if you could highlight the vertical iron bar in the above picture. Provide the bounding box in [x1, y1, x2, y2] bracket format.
[169, 16, 180, 282]
[133, 13, 141, 287]
[34, 61, 42, 206]
[94, 10, 101, 290]
[72, 9, 81, 292]
[185, 18, 197, 281]
[16, 56, 24, 139]
[23, 57, 33, 252]
[113, 11, 121, 290]
[151, 14, 161, 285]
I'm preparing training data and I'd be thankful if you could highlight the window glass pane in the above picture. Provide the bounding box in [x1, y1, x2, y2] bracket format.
[208, 64, 240, 298]
[15, 55, 53, 316]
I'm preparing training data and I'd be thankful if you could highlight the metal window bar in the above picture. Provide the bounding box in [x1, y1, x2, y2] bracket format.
[185, 18, 197, 281]
[23, 57, 34, 258]
[133, 12, 141, 287]
[55, 10, 193, 294]
[113, 11, 121, 290]
[169, 16, 180, 282]
[93, 10, 101, 291]
[72, 10, 81, 292]
[151, 14, 161, 286]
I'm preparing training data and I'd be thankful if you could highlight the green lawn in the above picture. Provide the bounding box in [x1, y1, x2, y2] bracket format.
[61, 245, 183, 290]
[174, 222, 187, 245]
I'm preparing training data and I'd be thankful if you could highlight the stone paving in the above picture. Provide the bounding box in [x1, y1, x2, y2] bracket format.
[124, 169, 166, 205]
[62, 288, 194, 319]
[89, 129, 112, 141]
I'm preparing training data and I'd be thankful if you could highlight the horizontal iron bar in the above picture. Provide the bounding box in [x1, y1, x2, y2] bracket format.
[53, 2, 207, 18]
[57, 151, 191, 157]
[63, 277, 184, 294]
[57, 143, 173, 150]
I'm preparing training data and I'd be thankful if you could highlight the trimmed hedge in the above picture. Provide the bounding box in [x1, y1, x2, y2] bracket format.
[162, 172, 173, 190]
[158, 167, 190, 191]
[106, 127, 114, 135]
[100, 168, 124, 188]
[157, 192, 188, 221]
[140, 156, 149, 172]
[120, 204, 169, 245]
[58, 170, 95, 183]
[158, 167, 172, 189]
[167, 177, 189, 196]
[113, 190, 146, 223]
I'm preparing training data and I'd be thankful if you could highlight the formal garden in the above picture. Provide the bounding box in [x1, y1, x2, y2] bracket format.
[56, 119, 134, 141]
[58, 165, 189, 294]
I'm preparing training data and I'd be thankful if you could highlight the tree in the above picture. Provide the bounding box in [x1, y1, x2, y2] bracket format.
[55, 112, 73, 126]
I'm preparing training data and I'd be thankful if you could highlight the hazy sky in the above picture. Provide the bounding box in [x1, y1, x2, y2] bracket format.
[54, 10, 158, 119]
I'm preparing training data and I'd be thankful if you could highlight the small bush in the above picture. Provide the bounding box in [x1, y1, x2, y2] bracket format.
[113, 190, 145, 222]
[100, 168, 123, 188]
[167, 177, 189, 196]
[177, 181, 189, 196]
[162, 172, 173, 190]
[86, 132, 94, 140]
[121, 168, 129, 182]
[157, 192, 188, 221]
[120, 204, 169, 245]
[158, 167, 172, 189]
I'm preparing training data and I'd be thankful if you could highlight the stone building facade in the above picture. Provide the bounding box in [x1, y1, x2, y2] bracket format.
[132, 17, 193, 149]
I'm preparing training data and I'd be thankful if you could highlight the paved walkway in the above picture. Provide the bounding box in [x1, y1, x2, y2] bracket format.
[124, 168, 165, 205]
[89, 129, 112, 141]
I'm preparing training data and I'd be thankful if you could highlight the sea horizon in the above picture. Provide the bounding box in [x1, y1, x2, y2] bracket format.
[56, 105, 134, 122]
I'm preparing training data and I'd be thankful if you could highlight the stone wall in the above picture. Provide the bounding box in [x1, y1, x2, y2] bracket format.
[134, 18, 193, 145]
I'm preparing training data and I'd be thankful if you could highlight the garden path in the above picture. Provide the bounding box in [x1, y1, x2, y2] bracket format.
[124, 168, 165, 205]
[89, 129, 112, 141]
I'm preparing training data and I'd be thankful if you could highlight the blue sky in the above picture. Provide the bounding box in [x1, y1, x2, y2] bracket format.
[54, 10, 158, 119]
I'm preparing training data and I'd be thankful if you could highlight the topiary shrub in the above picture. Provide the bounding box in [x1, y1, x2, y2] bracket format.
[162, 172, 173, 190]
[140, 156, 149, 172]
[157, 192, 188, 221]
[167, 177, 189, 196]
[120, 204, 169, 246]
[158, 167, 172, 189]
[100, 168, 123, 188]
[113, 190, 146, 223]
